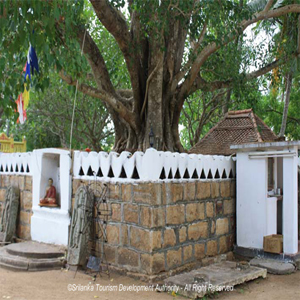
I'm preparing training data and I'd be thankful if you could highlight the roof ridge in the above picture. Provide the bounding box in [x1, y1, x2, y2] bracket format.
[228, 109, 252, 115]
[249, 110, 263, 142]
[254, 114, 278, 139]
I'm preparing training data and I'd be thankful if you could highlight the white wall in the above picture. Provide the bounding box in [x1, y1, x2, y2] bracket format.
[237, 148, 299, 254]
[283, 148, 299, 254]
[236, 152, 268, 249]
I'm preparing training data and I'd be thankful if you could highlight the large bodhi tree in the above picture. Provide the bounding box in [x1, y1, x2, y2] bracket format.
[1, 0, 300, 152]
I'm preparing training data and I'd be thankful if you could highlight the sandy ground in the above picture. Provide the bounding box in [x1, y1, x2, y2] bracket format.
[0, 268, 299, 300]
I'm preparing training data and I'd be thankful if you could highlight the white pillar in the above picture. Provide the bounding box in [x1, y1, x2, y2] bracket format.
[283, 146, 298, 254]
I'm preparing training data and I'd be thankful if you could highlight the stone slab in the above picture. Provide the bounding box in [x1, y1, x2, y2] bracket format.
[164, 261, 266, 299]
[5, 241, 65, 259]
[250, 258, 296, 275]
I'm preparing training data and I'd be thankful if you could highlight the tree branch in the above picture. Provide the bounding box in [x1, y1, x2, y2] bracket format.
[78, 28, 116, 95]
[263, 0, 275, 12]
[58, 70, 137, 130]
[90, 0, 130, 59]
[179, 3, 300, 100]
[172, 22, 207, 91]
[90, 0, 141, 108]
[117, 89, 133, 99]
[266, 108, 300, 124]
[189, 53, 294, 95]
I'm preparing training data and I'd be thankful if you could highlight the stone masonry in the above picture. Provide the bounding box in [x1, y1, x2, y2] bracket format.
[72, 179, 236, 278]
[0, 175, 33, 240]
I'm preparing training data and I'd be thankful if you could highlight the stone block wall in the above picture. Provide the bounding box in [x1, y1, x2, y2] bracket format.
[0, 175, 33, 240]
[72, 179, 236, 278]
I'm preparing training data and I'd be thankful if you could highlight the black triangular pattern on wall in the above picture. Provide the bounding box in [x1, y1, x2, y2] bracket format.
[20, 164, 24, 173]
[87, 166, 94, 176]
[96, 167, 103, 177]
[222, 169, 227, 179]
[131, 166, 140, 179]
[200, 169, 206, 179]
[174, 169, 181, 179]
[119, 166, 127, 178]
[229, 169, 234, 178]
[26, 165, 30, 173]
[183, 169, 190, 179]
[79, 167, 84, 176]
[107, 166, 114, 178]
[207, 169, 213, 179]
[192, 169, 198, 179]
[214, 169, 220, 179]
[15, 165, 19, 172]
[160, 167, 166, 180]
[168, 169, 173, 179]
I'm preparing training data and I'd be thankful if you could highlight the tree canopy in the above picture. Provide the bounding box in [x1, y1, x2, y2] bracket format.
[1, 0, 300, 152]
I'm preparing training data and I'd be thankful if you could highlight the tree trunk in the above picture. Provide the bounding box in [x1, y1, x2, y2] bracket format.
[279, 72, 293, 137]
[112, 91, 183, 153]
[222, 89, 231, 115]
[106, 16, 187, 153]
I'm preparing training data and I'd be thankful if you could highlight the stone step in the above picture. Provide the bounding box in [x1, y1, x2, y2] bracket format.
[0, 261, 29, 272]
[0, 242, 66, 272]
[5, 241, 65, 259]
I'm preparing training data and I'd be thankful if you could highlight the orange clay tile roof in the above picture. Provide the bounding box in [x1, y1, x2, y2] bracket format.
[189, 109, 278, 156]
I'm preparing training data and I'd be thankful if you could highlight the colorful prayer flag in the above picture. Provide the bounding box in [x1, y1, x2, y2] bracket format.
[16, 44, 39, 124]
[16, 93, 26, 124]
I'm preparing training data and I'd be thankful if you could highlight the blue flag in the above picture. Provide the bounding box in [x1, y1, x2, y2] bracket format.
[24, 45, 39, 81]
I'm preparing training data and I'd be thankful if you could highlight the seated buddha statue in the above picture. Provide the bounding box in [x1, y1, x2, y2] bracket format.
[40, 178, 57, 205]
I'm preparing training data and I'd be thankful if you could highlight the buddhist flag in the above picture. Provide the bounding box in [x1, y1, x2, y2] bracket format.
[16, 93, 26, 124]
[24, 45, 39, 81]
[23, 83, 30, 109]
[15, 44, 39, 124]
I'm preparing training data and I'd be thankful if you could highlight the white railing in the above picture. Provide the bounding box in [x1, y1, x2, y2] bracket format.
[73, 149, 236, 181]
[0, 149, 236, 181]
[0, 152, 32, 175]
